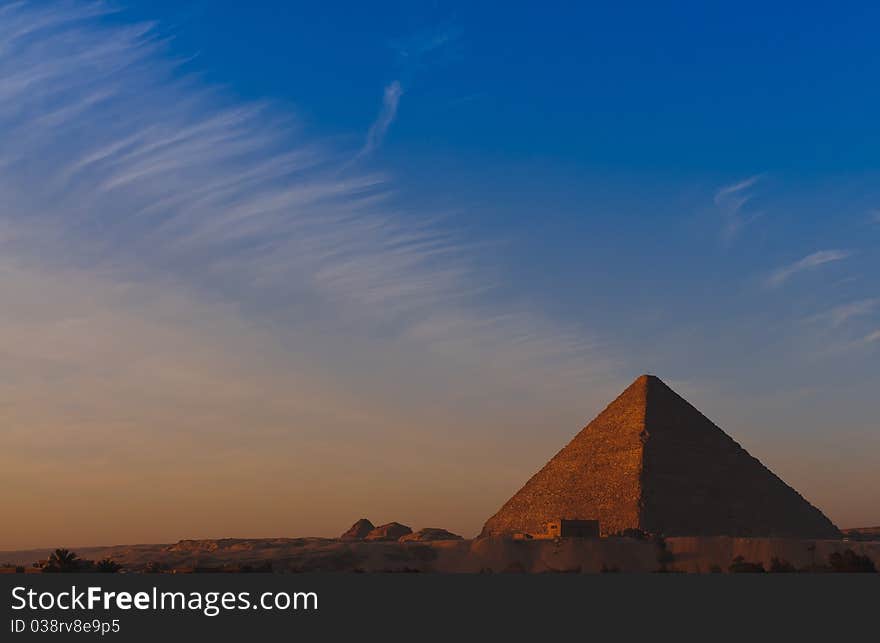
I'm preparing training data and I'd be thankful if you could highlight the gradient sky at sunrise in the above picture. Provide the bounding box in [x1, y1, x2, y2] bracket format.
[1, 1, 878, 550]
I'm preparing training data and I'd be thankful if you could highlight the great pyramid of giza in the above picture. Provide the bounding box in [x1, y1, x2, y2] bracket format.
[481, 375, 840, 538]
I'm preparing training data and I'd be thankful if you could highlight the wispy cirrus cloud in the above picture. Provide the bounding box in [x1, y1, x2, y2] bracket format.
[390, 23, 463, 66]
[0, 1, 612, 400]
[354, 22, 461, 163]
[808, 299, 878, 327]
[714, 175, 762, 203]
[713, 174, 764, 240]
[0, 0, 621, 548]
[864, 329, 880, 344]
[355, 80, 403, 161]
[764, 250, 853, 288]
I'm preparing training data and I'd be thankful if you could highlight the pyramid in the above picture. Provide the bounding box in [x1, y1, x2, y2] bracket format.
[481, 375, 840, 539]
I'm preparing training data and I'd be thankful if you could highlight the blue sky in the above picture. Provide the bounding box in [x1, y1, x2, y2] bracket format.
[110, 1, 880, 394]
[0, 1, 877, 548]
[117, 1, 880, 171]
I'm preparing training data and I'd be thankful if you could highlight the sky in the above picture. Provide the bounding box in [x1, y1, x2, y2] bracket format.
[1, 1, 878, 550]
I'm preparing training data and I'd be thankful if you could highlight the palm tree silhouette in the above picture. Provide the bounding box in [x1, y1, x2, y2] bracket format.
[95, 558, 122, 573]
[45, 548, 80, 573]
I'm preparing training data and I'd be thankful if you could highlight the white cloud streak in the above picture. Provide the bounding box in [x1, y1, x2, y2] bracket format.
[355, 80, 403, 161]
[714, 175, 761, 204]
[713, 174, 763, 240]
[765, 250, 853, 289]
[810, 299, 878, 327]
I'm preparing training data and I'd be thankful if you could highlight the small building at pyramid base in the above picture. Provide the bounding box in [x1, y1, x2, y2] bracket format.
[546, 519, 600, 538]
[512, 519, 601, 540]
[481, 375, 840, 540]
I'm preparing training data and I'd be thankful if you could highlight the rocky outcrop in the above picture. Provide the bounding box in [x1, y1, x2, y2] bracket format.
[339, 519, 375, 540]
[365, 522, 412, 541]
[399, 528, 463, 542]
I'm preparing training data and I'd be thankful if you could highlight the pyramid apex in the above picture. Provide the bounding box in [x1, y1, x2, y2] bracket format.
[632, 373, 672, 390]
[629, 373, 663, 389]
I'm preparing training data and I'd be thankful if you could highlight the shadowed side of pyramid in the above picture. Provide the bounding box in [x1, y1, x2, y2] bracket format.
[638, 376, 839, 538]
[480, 375, 840, 539]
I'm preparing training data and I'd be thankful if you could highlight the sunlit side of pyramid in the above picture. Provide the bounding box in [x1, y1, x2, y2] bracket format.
[480, 375, 840, 538]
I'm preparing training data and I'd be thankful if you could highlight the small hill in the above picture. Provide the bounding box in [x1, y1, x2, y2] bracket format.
[400, 528, 463, 543]
[365, 522, 412, 541]
[340, 519, 375, 540]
